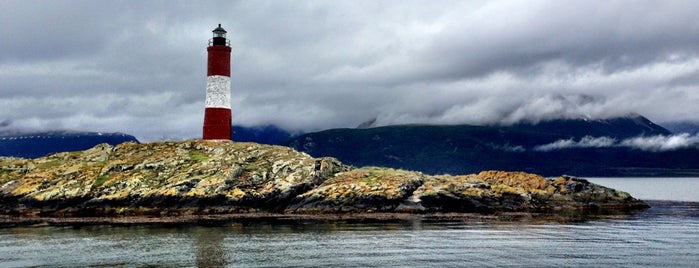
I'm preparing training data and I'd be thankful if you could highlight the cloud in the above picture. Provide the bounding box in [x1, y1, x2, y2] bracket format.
[2, 1, 699, 141]
[535, 134, 699, 152]
[619, 133, 699, 152]
[534, 136, 617, 151]
[487, 143, 525, 152]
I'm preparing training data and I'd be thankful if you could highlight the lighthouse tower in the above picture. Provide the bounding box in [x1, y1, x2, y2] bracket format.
[203, 24, 232, 140]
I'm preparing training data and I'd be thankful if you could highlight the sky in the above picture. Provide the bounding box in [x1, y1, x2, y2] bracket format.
[2, 1, 699, 142]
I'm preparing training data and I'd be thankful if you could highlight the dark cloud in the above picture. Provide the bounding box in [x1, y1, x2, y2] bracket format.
[2, 1, 699, 141]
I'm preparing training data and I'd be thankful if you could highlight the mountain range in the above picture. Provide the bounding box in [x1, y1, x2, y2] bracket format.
[2, 115, 699, 177]
[0, 131, 138, 159]
[661, 121, 699, 135]
[281, 115, 699, 177]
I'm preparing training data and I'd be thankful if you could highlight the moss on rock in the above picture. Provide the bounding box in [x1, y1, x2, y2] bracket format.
[0, 141, 648, 218]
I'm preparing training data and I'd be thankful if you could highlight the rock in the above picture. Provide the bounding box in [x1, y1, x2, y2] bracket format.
[287, 169, 647, 215]
[0, 140, 351, 216]
[0, 141, 648, 219]
[286, 167, 424, 213]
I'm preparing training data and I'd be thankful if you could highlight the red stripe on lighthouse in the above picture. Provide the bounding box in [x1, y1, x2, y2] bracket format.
[203, 108, 231, 140]
[207, 46, 231, 76]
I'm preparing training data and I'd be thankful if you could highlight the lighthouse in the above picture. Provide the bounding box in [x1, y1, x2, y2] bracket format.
[203, 24, 233, 140]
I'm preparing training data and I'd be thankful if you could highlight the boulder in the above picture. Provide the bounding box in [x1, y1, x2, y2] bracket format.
[286, 167, 424, 213]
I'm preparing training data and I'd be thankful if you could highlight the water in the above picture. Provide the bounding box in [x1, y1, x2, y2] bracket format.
[585, 177, 699, 202]
[1, 178, 698, 267]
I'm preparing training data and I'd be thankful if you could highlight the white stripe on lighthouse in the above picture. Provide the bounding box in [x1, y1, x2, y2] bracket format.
[205, 75, 231, 109]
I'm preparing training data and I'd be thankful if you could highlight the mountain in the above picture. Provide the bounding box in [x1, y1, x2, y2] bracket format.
[509, 115, 671, 138]
[661, 121, 699, 135]
[285, 115, 699, 177]
[232, 125, 294, 145]
[0, 131, 138, 158]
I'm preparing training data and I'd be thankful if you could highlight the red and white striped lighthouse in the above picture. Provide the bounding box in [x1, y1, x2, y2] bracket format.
[203, 24, 232, 140]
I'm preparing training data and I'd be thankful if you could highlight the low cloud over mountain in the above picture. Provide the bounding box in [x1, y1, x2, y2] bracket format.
[534, 134, 699, 152]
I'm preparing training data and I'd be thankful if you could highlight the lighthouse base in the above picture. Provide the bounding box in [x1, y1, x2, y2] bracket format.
[203, 108, 232, 140]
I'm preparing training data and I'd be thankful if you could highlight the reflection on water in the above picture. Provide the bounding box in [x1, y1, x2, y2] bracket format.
[195, 226, 227, 267]
[1, 200, 698, 267]
[1, 178, 698, 267]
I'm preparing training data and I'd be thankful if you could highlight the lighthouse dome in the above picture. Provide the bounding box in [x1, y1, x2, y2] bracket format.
[211, 24, 229, 46]
[213, 24, 227, 36]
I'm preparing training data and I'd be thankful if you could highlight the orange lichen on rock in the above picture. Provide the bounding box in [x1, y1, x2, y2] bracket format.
[0, 141, 647, 218]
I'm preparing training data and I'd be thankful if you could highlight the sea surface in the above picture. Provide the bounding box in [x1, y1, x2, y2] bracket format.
[1, 178, 698, 267]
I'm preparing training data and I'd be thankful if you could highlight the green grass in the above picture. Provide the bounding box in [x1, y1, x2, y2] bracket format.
[244, 163, 256, 171]
[37, 159, 61, 169]
[92, 175, 109, 188]
[361, 170, 391, 185]
[188, 150, 210, 162]
[0, 169, 12, 183]
[361, 176, 379, 185]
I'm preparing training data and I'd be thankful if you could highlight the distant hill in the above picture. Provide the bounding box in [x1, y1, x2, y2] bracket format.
[232, 125, 294, 145]
[661, 121, 699, 135]
[4, 116, 697, 177]
[0, 125, 293, 159]
[285, 115, 699, 177]
[508, 116, 671, 138]
[0, 131, 138, 158]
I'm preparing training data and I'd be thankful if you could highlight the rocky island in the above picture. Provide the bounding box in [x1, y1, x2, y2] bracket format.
[0, 140, 648, 224]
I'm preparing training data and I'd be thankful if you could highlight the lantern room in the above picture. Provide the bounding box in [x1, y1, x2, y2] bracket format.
[211, 24, 229, 46]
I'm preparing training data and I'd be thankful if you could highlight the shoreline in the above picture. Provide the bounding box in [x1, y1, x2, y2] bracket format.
[7, 199, 694, 227]
[0, 141, 654, 226]
[0, 207, 661, 227]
